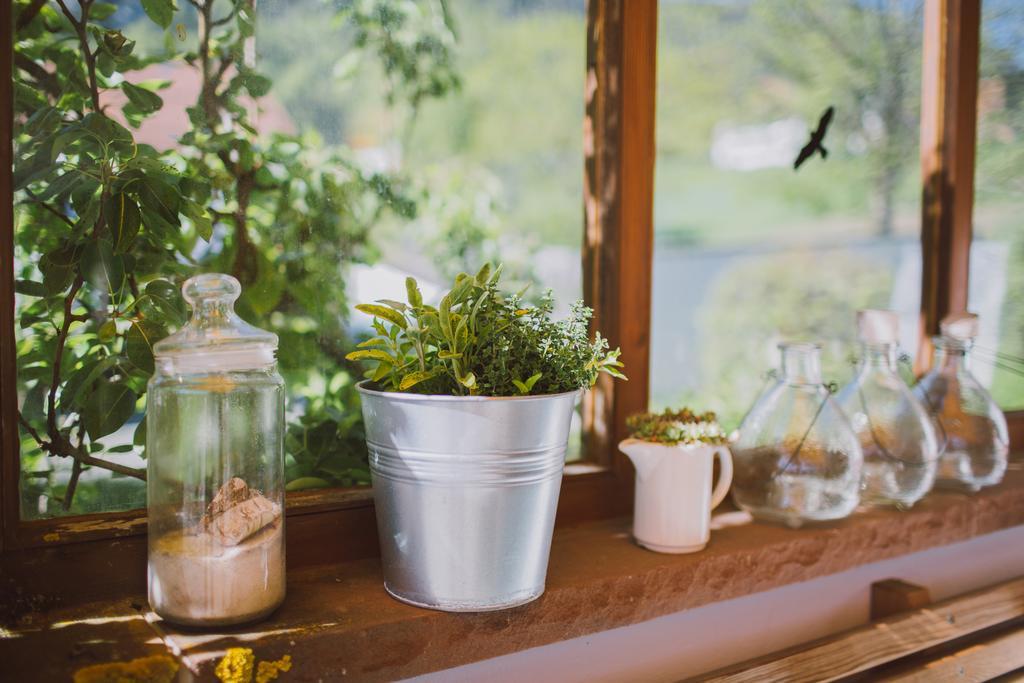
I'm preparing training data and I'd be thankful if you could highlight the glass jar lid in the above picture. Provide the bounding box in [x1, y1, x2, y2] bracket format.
[153, 273, 277, 373]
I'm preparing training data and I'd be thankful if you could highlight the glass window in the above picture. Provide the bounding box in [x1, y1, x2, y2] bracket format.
[970, 0, 1024, 410]
[13, 0, 585, 518]
[651, 0, 925, 426]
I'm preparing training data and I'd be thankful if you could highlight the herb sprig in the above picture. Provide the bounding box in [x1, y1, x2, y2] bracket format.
[346, 263, 626, 396]
[626, 408, 727, 445]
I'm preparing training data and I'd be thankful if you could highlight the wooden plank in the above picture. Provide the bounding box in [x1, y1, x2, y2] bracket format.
[701, 576, 1024, 683]
[879, 624, 1024, 682]
[871, 579, 933, 620]
[582, 0, 657, 514]
[916, 0, 981, 372]
[0, 600, 181, 683]
[7, 476, 1024, 681]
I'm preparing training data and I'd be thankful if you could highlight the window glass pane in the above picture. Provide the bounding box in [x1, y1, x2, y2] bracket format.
[13, 0, 585, 518]
[651, 0, 924, 426]
[970, 1, 1024, 410]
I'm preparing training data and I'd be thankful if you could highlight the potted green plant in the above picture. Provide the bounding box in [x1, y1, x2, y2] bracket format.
[348, 264, 624, 611]
[620, 409, 732, 553]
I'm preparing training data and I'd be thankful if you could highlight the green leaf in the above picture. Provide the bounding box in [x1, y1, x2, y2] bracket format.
[141, 0, 177, 28]
[406, 277, 423, 308]
[98, 320, 117, 342]
[285, 477, 331, 492]
[512, 379, 529, 395]
[125, 320, 165, 374]
[101, 30, 135, 57]
[81, 239, 125, 297]
[375, 299, 407, 312]
[92, 3, 118, 20]
[14, 280, 46, 297]
[50, 126, 88, 162]
[371, 362, 392, 383]
[61, 357, 118, 412]
[133, 415, 148, 448]
[191, 211, 213, 241]
[399, 369, 441, 391]
[474, 262, 491, 286]
[437, 350, 462, 359]
[356, 337, 389, 349]
[39, 253, 75, 295]
[345, 349, 393, 363]
[354, 304, 407, 329]
[121, 82, 164, 115]
[36, 170, 81, 201]
[144, 279, 187, 327]
[241, 72, 272, 98]
[439, 295, 452, 338]
[104, 193, 142, 253]
[81, 378, 137, 440]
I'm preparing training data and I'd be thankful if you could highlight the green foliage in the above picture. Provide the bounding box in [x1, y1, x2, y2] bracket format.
[626, 408, 727, 446]
[12, 0, 457, 514]
[347, 264, 625, 396]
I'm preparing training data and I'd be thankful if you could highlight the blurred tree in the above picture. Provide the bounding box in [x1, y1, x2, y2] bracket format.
[755, 0, 924, 238]
[12, 0, 457, 515]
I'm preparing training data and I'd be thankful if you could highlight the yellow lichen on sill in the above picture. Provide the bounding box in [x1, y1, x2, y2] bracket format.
[72, 655, 178, 683]
[215, 647, 293, 683]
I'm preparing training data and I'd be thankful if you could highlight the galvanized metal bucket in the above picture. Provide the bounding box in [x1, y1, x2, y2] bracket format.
[357, 382, 579, 612]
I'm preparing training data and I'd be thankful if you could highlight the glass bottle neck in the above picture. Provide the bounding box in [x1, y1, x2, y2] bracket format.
[932, 338, 971, 373]
[780, 344, 823, 384]
[858, 342, 898, 374]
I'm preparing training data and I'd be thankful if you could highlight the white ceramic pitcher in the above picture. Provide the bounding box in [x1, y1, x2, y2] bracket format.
[619, 439, 733, 554]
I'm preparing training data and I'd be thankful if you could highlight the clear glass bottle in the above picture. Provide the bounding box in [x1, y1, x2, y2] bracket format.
[147, 273, 286, 626]
[836, 310, 938, 509]
[732, 342, 863, 528]
[914, 313, 1009, 492]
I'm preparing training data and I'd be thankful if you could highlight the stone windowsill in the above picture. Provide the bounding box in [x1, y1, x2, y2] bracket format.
[3, 460, 1023, 681]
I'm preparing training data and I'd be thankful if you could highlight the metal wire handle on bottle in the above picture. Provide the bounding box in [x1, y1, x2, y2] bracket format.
[896, 354, 949, 456]
[734, 369, 779, 430]
[856, 384, 942, 467]
[773, 380, 839, 479]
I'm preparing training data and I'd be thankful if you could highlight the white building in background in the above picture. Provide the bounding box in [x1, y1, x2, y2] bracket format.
[709, 117, 807, 171]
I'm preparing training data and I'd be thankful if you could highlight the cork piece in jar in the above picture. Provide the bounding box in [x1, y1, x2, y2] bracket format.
[202, 477, 281, 547]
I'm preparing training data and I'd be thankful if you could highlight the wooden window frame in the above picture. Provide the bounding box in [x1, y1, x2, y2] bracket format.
[0, 0, 1019, 599]
[919, 0, 1024, 446]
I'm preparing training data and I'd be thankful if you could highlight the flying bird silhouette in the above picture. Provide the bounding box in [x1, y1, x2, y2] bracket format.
[794, 106, 835, 170]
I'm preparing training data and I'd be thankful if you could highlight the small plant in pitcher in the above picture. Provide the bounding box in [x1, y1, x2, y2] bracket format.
[346, 263, 626, 396]
[626, 408, 727, 446]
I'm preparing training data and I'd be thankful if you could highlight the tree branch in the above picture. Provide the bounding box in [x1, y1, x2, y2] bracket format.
[20, 412, 148, 483]
[16, 0, 49, 31]
[13, 54, 61, 100]
[62, 457, 82, 510]
[75, 452, 147, 480]
[46, 275, 83, 443]
[24, 188, 77, 228]
[18, 412, 47, 448]
[55, 0, 101, 111]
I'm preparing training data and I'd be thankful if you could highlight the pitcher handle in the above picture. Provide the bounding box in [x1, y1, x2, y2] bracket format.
[710, 445, 733, 509]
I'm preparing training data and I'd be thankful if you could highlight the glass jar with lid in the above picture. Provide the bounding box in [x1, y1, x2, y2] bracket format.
[731, 342, 863, 528]
[836, 310, 938, 508]
[147, 273, 286, 626]
[914, 313, 1009, 492]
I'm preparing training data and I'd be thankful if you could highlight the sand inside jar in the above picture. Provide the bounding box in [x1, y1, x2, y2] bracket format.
[149, 478, 284, 626]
